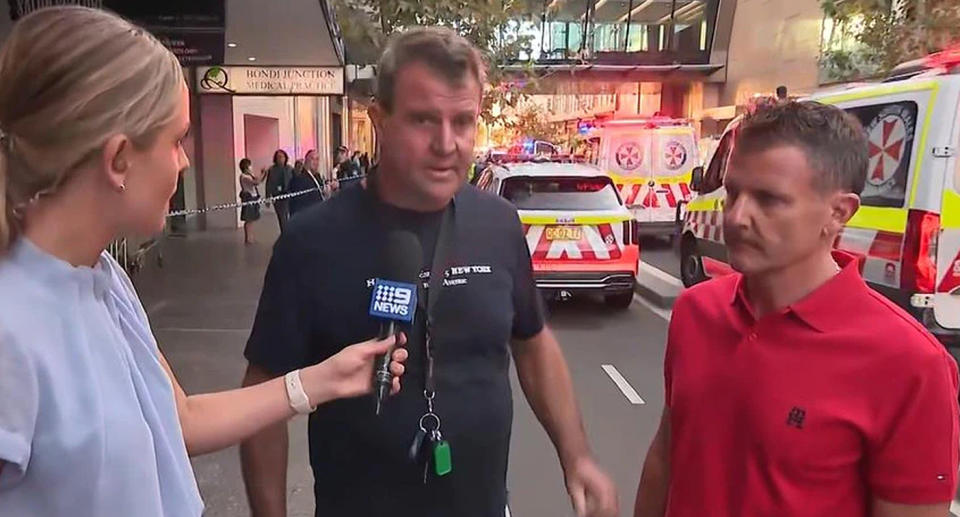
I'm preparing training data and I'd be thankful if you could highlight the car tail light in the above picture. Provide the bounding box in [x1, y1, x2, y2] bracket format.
[901, 209, 940, 293]
[623, 220, 640, 245]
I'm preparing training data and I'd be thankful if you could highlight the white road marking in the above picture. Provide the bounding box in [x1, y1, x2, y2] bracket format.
[633, 293, 672, 321]
[601, 364, 646, 405]
[146, 300, 170, 317]
[950, 499, 960, 516]
[639, 260, 683, 288]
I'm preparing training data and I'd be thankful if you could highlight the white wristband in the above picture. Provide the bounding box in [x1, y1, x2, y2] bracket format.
[284, 369, 315, 414]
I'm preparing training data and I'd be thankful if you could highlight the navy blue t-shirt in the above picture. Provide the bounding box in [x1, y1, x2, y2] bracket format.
[244, 181, 544, 517]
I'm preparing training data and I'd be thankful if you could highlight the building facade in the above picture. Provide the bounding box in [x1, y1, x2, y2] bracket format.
[1, 0, 350, 231]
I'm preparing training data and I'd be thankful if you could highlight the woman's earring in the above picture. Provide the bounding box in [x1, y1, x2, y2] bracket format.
[118, 183, 126, 193]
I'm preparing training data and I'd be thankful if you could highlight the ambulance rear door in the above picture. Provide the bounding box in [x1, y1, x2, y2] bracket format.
[650, 127, 698, 224]
[599, 124, 654, 223]
[934, 79, 960, 332]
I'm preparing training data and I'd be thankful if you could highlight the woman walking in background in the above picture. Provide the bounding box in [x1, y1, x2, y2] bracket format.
[265, 149, 293, 232]
[238, 158, 263, 244]
[0, 8, 407, 517]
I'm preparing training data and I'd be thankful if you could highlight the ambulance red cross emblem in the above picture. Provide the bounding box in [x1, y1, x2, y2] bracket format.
[664, 140, 687, 170]
[866, 106, 913, 188]
[615, 142, 643, 171]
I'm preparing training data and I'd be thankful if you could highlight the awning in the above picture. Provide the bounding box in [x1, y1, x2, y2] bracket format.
[501, 63, 724, 81]
[697, 104, 737, 120]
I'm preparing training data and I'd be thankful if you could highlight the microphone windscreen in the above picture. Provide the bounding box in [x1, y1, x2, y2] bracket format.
[383, 230, 422, 285]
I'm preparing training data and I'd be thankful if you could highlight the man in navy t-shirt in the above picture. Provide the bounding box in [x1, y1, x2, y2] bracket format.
[239, 27, 618, 517]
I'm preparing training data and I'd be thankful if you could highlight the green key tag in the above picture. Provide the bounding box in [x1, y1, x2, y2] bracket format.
[433, 440, 453, 476]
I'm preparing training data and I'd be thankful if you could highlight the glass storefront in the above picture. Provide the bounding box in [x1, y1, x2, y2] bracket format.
[536, 0, 717, 62]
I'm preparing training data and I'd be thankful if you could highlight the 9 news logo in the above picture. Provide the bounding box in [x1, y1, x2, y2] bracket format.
[369, 279, 418, 322]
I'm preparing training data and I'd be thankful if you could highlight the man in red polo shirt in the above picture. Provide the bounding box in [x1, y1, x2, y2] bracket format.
[634, 101, 960, 517]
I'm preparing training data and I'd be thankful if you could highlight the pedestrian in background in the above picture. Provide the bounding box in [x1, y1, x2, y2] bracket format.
[360, 152, 371, 175]
[634, 101, 959, 517]
[332, 144, 347, 177]
[238, 157, 263, 244]
[240, 26, 618, 517]
[334, 144, 359, 180]
[350, 150, 362, 177]
[265, 149, 293, 232]
[293, 158, 305, 177]
[0, 7, 408, 517]
[288, 150, 324, 217]
[776, 85, 788, 101]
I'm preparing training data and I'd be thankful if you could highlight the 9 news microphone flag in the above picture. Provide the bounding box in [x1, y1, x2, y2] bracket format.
[369, 231, 422, 415]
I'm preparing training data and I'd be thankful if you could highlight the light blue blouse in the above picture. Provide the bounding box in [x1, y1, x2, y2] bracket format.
[0, 239, 203, 516]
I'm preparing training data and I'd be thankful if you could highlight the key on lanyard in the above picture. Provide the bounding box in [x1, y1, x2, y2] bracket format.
[411, 411, 452, 483]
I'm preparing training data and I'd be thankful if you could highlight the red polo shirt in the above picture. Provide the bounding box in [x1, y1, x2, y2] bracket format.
[664, 252, 960, 516]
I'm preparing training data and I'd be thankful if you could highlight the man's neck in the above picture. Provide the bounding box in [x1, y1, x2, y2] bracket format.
[374, 165, 451, 213]
[744, 250, 840, 318]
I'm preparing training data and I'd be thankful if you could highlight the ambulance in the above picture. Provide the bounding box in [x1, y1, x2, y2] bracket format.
[585, 117, 701, 238]
[680, 47, 960, 346]
[476, 161, 641, 308]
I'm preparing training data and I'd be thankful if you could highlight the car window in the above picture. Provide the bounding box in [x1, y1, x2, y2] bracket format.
[535, 141, 557, 155]
[701, 130, 734, 194]
[501, 176, 621, 211]
[844, 101, 918, 208]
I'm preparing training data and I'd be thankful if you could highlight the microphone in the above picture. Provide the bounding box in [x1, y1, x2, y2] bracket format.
[369, 231, 422, 415]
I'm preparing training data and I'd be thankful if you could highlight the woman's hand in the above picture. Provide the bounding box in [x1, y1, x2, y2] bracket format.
[300, 333, 408, 405]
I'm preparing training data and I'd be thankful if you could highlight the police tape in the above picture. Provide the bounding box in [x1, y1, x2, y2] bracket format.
[166, 174, 366, 218]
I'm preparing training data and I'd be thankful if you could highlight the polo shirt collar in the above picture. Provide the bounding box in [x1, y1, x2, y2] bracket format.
[731, 251, 865, 332]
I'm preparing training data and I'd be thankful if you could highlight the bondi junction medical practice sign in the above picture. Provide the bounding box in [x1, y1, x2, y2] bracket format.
[197, 66, 345, 96]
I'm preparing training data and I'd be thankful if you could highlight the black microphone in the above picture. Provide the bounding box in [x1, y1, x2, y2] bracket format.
[369, 231, 422, 415]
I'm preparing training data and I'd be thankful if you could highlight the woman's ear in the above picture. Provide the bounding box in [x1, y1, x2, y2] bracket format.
[102, 134, 132, 193]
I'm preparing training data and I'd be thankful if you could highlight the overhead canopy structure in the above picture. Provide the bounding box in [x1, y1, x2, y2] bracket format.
[2, 0, 344, 67]
[501, 63, 724, 84]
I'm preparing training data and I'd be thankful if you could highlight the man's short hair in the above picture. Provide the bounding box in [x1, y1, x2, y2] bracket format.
[734, 101, 868, 194]
[376, 27, 486, 112]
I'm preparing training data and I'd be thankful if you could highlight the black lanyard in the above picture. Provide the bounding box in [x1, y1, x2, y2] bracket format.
[418, 201, 455, 408]
[365, 170, 456, 432]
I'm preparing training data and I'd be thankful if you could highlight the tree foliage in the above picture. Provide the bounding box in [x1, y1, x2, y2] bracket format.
[505, 102, 561, 143]
[820, 0, 960, 81]
[333, 0, 543, 124]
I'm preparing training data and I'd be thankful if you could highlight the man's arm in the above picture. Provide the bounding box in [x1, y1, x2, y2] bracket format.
[239, 363, 289, 517]
[872, 500, 949, 517]
[634, 407, 671, 517]
[511, 326, 618, 517]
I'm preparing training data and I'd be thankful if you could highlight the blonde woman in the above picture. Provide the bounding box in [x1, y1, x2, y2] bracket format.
[0, 7, 407, 517]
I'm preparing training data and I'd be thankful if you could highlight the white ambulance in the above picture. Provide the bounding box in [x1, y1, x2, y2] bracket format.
[476, 161, 640, 308]
[584, 117, 702, 238]
[681, 47, 960, 346]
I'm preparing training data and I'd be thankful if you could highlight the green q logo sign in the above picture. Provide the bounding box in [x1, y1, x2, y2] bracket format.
[201, 66, 234, 93]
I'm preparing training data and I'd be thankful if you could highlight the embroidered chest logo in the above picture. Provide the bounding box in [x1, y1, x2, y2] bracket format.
[786, 407, 806, 429]
[437, 265, 494, 287]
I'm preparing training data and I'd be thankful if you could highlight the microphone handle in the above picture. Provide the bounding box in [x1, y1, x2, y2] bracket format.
[374, 320, 397, 415]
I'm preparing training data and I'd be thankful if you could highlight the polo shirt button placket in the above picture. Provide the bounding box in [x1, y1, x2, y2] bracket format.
[748, 331, 758, 342]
